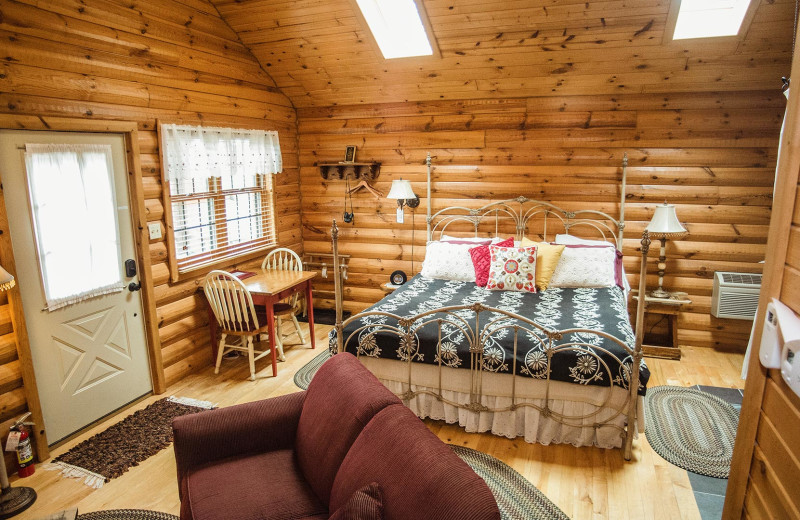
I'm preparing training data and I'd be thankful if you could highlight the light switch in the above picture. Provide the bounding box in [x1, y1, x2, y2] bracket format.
[148, 222, 162, 240]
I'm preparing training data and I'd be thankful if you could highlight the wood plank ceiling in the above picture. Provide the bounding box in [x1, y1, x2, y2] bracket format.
[210, 0, 795, 107]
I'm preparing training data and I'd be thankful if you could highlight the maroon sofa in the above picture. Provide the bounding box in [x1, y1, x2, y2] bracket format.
[172, 353, 501, 520]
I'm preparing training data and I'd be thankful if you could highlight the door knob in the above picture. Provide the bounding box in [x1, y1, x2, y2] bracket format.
[128, 282, 141, 292]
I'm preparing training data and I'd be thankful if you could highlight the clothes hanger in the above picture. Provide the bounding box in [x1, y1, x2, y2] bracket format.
[347, 179, 384, 199]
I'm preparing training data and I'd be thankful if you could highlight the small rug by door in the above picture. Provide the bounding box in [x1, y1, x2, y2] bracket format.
[294, 350, 332, 389]
[644, 385, 739, 478]
[77, 511, 179, 520]
[46, 396, 214, 488]
[450, 445, 569, 520]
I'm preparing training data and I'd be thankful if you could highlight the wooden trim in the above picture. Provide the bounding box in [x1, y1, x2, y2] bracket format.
[156, 121, 180, 284]
[663, 0, 760, 44]
[723, 29, 800, 520]
[0, 179, 49, 461]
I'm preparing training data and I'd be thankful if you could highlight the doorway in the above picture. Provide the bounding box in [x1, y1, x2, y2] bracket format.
[0, 130, 153, 444]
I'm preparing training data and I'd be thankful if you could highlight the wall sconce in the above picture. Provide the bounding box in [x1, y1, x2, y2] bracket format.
[645, 202, 688, 299]
[386, 179, 419, 209]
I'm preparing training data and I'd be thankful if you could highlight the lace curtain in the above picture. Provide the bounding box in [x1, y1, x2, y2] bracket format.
[161, 124, 282, 195]
[24, 143, 124, 311]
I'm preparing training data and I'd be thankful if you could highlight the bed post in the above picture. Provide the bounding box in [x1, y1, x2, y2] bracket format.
[624, 229, 650, 460]
[618, 152, 628, 249]
[332, 219, 344, 354]
[426, 152, 432, 241]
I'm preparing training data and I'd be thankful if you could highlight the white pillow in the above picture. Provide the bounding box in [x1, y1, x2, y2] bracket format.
[549, 246, 617, 288]
[441, 234, 493, 244]
[555, 234, 615, 248]
[421, 241, 478, 281]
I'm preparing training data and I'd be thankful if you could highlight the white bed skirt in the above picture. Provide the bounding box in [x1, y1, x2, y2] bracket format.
[358, 357, 643, 449]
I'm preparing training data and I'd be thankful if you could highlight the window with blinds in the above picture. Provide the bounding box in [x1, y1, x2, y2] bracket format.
[160, 124, 282, 277]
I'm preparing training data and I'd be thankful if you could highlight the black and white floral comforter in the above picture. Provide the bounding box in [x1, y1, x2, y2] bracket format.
[329, 275, 650, 395]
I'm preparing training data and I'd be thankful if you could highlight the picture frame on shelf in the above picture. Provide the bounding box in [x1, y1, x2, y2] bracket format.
[343, 145, 357, 163]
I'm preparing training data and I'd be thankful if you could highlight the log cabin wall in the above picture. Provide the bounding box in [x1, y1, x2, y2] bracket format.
[297, 90, 784, 350]
[0, 0, 301, 395]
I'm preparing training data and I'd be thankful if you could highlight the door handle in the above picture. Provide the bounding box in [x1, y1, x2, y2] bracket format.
[128, 282, 141, 292]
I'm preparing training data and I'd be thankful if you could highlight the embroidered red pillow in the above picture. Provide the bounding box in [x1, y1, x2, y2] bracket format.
[486, 245, 538, 293]
[469, 237, 514, 287]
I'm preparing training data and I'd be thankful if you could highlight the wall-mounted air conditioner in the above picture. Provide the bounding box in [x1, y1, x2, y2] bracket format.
[711, 272, 762, 320]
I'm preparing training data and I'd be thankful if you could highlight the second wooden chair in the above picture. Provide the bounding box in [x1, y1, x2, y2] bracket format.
[261, 248, 306, 361]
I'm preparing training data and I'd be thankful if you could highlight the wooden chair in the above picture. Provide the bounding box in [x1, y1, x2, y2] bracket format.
[203, 270, 274, 381]
[261, 248, 305, 358]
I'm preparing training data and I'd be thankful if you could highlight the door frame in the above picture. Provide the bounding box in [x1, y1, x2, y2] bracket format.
[0, 116, 166, 460]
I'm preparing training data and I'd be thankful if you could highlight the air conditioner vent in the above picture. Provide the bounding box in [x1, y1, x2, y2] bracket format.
[712, 271, 761, 320]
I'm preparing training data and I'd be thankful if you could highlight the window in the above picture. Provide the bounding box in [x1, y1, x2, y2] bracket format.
[355, 0, 434, 59]
[160, 124, 282, 278]
[24, 144, 123, 310]
[672, 0, 752, 40]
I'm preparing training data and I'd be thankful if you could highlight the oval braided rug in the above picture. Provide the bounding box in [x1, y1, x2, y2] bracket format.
[644, 385, 739, 478]
[77, 511, 178, 520]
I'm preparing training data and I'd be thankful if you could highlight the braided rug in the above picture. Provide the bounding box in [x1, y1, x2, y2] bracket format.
[644, 385, 739, 478]
[77, 511, 178, 520]
[294, 350, 332, 389]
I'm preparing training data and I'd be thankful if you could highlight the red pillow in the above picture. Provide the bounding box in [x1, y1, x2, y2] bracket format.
[469, 237, 514, 287]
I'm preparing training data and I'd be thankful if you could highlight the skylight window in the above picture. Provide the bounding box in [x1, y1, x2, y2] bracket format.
[673, 0, 752, 40]
[355, 0, 434, 59]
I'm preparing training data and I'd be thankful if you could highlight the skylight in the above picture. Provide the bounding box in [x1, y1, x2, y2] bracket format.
[673, 0, 752, 40]
[355, 0, 433, 59]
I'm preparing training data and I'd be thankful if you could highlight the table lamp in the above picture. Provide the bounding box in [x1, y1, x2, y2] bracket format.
[0, 265, 37, 518]
[646, 202, 687, 299]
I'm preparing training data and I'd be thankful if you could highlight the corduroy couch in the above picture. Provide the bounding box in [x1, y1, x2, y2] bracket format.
[172, 352, 501, 520]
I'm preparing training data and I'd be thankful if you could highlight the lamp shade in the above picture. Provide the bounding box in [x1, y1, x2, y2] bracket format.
[386, 179, 416, 200]
[0, 266, 15, 292]
[646, 203, 687, 238]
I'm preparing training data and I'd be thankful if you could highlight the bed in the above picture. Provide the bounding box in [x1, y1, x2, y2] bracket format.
[329, 154, 651, 460]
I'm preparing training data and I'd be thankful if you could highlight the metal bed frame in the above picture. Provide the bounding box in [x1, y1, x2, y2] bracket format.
[330, 154, 650, 460]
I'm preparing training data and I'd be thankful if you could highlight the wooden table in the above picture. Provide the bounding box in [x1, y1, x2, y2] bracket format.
[631, 290, 692, 360]
[206, 270, 317, 377]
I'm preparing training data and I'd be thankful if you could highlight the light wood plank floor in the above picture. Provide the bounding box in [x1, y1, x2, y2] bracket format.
[11, 323, 745, 519]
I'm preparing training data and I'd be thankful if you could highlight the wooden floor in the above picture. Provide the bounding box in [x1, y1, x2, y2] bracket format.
[11, 322, 745, 520]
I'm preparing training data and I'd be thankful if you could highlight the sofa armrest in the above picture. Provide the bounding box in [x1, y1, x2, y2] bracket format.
[173, 391, 306, 498]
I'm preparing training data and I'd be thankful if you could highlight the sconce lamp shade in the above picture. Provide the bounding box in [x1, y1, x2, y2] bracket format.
[646, 203, 687, 238]
[0, 266, 15, 292]
[386, 179, 416, 200]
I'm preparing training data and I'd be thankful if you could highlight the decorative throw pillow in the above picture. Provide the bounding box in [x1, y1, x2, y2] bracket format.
[420, 241, 480, 281]
[329, 482, 383, 520]
[468, 237, 514, 287]
[548, 245, 617, 288]
[486, 245, 538, 292]
[533, 242, 566, 291]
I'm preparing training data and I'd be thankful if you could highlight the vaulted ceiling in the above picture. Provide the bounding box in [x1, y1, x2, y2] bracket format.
[210, 0, 795, 107]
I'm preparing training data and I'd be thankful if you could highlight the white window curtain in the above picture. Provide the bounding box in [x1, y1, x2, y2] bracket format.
[161, 124, 282, 196]
[24, 143, 123, 311]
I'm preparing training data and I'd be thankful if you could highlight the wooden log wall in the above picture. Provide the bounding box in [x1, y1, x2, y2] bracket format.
[298, 90, 785, 350]
[0, 0, 301, 397]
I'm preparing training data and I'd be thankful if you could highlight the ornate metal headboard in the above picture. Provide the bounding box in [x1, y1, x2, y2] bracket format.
[424, 154, 628, 251]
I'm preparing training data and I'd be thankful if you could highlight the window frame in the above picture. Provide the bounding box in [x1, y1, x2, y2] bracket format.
[157, 121, 280, 282]
[663, 0, 759, 44]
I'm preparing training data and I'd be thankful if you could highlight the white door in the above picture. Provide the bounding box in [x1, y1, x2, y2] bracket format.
[0, 130, 152, 443]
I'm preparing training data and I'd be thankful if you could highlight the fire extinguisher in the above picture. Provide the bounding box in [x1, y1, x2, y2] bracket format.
[11, 412, 35, 478]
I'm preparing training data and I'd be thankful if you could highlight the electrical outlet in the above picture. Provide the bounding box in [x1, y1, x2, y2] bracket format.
[148, 222, 162, 240]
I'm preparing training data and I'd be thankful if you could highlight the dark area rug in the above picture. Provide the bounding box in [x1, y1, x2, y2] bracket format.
[296, 308, 350, 325]
[450, 445, 569, 520]
[46, 397, 214, 488]
[644, 385, 739, 479]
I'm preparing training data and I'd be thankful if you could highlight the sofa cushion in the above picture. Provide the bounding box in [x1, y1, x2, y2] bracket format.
[185, 449, 327, 520]
[329, 482, 383, 520]
[296, 353, 401, 506]
[330, 405, 500, 520]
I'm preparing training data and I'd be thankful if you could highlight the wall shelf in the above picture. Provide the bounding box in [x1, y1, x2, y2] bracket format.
[319, 162, 380, 180]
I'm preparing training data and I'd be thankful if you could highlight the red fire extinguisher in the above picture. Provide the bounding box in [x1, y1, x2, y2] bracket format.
[11, 412, 35, 478]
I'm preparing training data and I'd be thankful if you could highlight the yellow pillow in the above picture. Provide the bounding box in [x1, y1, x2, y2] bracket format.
[519, 238, 565, 290]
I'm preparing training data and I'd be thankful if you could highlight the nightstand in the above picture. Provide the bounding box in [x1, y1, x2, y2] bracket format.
[631, 290, 692, 360]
